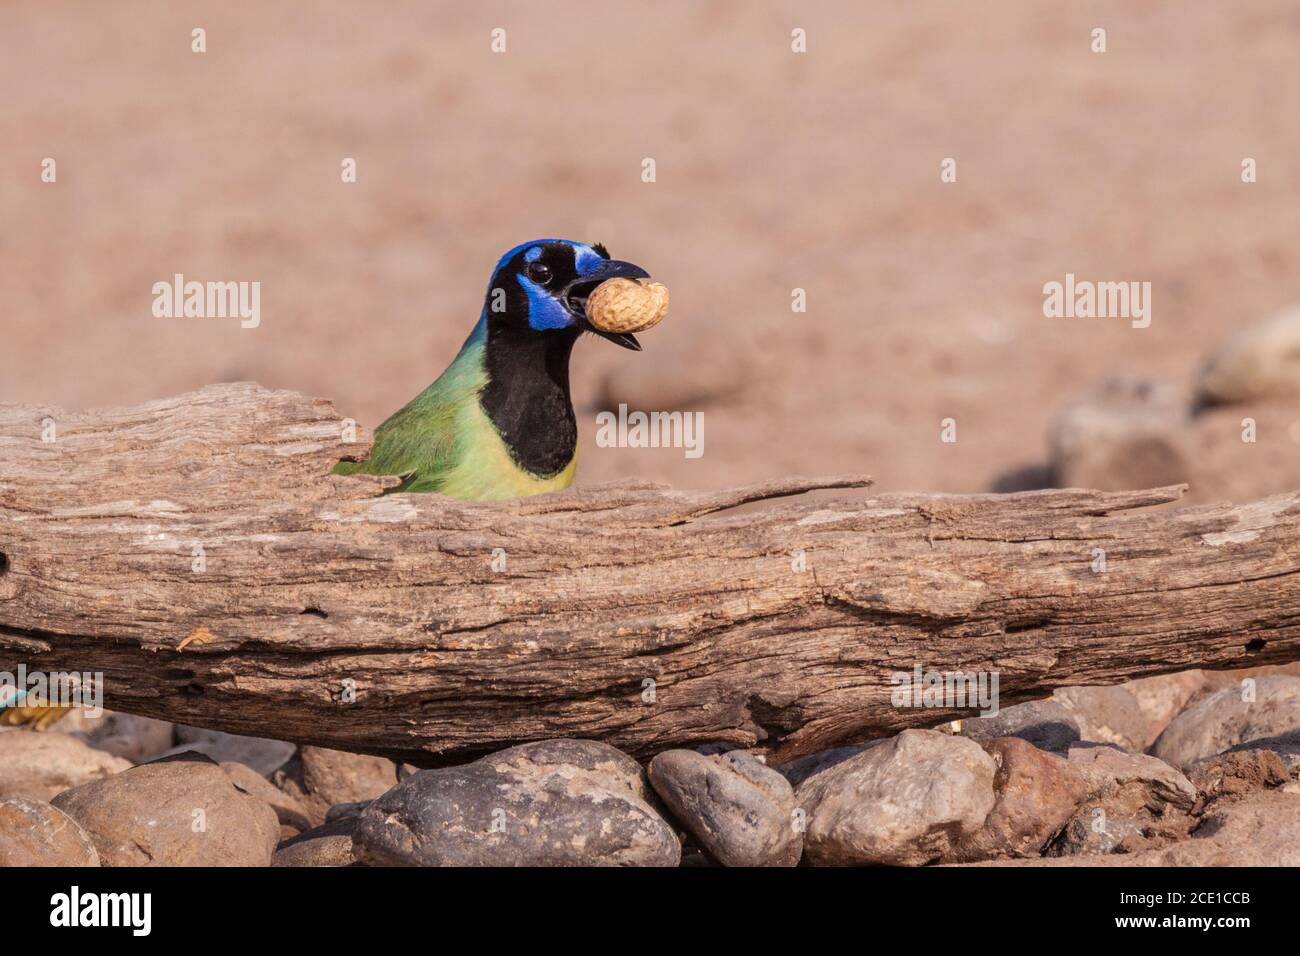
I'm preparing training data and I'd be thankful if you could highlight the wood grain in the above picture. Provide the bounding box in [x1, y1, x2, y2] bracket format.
[2, 384, 1298, 765]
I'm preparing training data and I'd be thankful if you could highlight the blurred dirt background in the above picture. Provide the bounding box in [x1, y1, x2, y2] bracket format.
[2, 0, 1298, 500]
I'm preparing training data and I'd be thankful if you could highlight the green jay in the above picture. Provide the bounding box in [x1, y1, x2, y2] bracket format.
[334, 239, 651, 500]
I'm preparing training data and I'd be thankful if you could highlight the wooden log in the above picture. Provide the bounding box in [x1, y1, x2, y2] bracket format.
[1, 383, 1298, 765]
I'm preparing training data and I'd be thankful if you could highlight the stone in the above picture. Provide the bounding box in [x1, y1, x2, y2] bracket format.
[1047, 745, 1197, 857]
[1066, 743, 1196, 811]
[946, 737, 1089, 861]
[220, 761, 313, 837]
[71, 711, 175, 764]
[1151, 675, 1300, 771]
[1047, 797, 1154, 857]
[958, 700, 1080, 754]
[164, 725, 295, 777]
[1224, 730, 1300, 771]
[1048, 377, 1192, 491]
[273, 746, 400, 826]
[777, 745, 869, 788]
[1159, 792, 1300, 865]
[648, 749, 801, 866]
[0, 731, 131, 801]
[353, 739, 679, 866]
[960, 793, 1300, 867]
[1053, 685, 1148, 752]
[796, 729, 996, 866]
[273, 815, 359, 867]
[50, 752, 279, 866]
[0, 798, 99, 866]
[1197, 305, 1300, 405]
[1188, 748, 1289, 811]
[1121, 670, 1207, 750]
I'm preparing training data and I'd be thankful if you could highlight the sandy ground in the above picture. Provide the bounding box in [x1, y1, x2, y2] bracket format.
[2, 0, 1299, 500]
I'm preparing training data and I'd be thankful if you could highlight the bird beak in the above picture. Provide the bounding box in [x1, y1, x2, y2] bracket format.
[565, 259, 651, 351]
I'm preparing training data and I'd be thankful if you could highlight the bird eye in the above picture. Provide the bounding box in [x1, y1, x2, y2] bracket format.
[526, 262, 552, 285]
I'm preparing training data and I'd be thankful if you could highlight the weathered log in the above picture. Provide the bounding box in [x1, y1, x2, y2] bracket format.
[1, 383, 1298, 765]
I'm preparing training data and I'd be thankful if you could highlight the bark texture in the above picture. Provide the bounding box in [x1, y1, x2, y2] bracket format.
[1, 384, 1298, 765]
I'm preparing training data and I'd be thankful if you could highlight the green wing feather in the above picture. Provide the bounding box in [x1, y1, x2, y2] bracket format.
[334, 326, 488, 494]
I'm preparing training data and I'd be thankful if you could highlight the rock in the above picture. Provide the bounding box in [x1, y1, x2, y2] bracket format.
[353, 739, 679, 866]
[165, 725, 295, 777]
[1151, 675, 1300, 770]
[71, 711, 175, 764]
[1197, 305, 1300, 405]
[1048, 377, 1192, 491]
[1160, 792, 1300, 865]
[1224, 730, 1300, 771]
[777, 745, 870, 788]
[0, 731, 132, 801]
[220, 761, 313, 837]
[960, 793, 1300, 867]
[325, 800, 371, 823]
[1053, 685, 1148, 752]
[1048, 799, 1153, 856]
[50, 752, 280, 866]
[1066, 743, 1196, 811]
[958, 700, 1080, 754]
[0, 798, 100, 866]
[273, 815, 360, 867]
[273, 746, 399, 826]
[946, 737, 1089, 861]
[648, 749, 801, 866]
[1121, 670, 1207, 750]
[1188, 749, 1289, 811]
[1048, 745, 1196, 857]
[796, 729, 996, 866]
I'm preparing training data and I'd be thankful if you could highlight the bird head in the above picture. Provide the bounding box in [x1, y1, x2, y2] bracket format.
[483, 239, 651, 350]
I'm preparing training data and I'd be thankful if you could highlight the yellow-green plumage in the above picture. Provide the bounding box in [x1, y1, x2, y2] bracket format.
[334, 239, 649, 502]
[333, 322, 577, 500]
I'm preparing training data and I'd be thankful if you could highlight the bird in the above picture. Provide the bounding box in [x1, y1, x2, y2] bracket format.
[333, 239, 650, 500]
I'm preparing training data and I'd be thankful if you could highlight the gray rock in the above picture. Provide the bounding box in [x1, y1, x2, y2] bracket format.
[961, 793, 1300, 867]
[1048, 745, 1196, 857]
[0, 798, 99, 866]
[273, 815, 360, 867]
[1049, 377, 1192, 491]
[1224, 730, 1300, 772]
[353, 739, 680, 866]
[1197, 305, 1300, 405]
[0, 731, 132, 801]
[946, 737, 1089, 861]
[1151, 675, 1300, 771]
[1048, 803, 1151, 856]
[51, 752, 279, 866]
[1121, 670, 1207, 750]
[959, 700, 1080, 754]
[1066, 743, 1196, 811]
[777, 745, 870, 788]
[796, 729, 996, 866]
[220, 760, 313, 837]
[273, 746, 399, 826]
[1053, 685, 1148, 752]
[648, 749, 800, 866]
[165, 725, 296, 777]
[70, 711, 175, 763]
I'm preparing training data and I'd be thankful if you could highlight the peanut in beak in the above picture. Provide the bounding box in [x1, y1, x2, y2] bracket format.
[585, 278, 670, 334]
